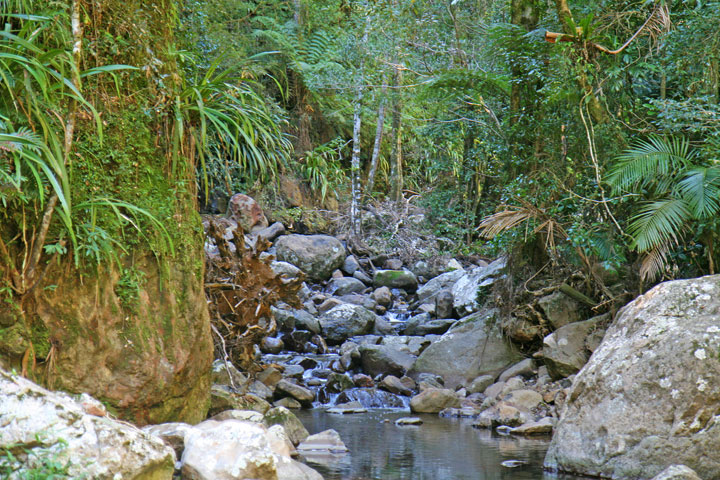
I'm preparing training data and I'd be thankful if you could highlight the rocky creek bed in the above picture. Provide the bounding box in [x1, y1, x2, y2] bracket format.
[0, 195, 713, 479]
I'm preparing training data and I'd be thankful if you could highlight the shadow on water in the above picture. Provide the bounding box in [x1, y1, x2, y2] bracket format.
[296, 409, 585, 480]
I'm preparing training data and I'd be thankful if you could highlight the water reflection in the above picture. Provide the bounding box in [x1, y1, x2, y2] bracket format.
[296, 409, 582, 480]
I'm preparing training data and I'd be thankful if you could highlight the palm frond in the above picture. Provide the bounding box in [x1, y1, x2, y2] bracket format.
[607, 136, 695, 193]
[628, 198, 690, 252]
[675, 166, 720, 219]
[639, 242, 671, 282]
[477, 205, 537, 239]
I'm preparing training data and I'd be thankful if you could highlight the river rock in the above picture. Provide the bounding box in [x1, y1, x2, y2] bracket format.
[395, 417, 423, 425]
[142, 422, 194, 459]
[327, 277, 366, 296]
[452, 258, 506, 315]
[417, 269, 465, 303]
[409, 309, 522, 389]
[544, 275, 720, 479]
[538, 291, 582, 329]
[474, 402, 529, 428]
[353, 270, 373, 285]
[0, 370, 175, 479]
[254, 221, 286, 243]
[404, 316, 455, 336]
[261, 336, 284, 354]
[342, 255, 361, 275]
[359, 344, 416, 378]
[542, 317, 602, 380]
[325, 373, 355, 393]
[509, 417, 554, 435]
[211, 359, 249, 389]
[263, 406, 310, 445]
[410, 388, 460, 413]
[498, 358, 536, 383]
[274, 397, 302, 409]
[435, 289, 454, 318]
[210, 386, 271, 415]
[275, 234, 345, 281]
[319, 304, 377, 344]
[379, 375, 412, 396]
[271, 261, 305, 283]
[211, 409, 264, 423]
[372, 286, 393, 307]
[297, 429, 348, 453]
[503, 389, 543, 411]
[352, 374, 374, 387]
[650, 465, 702, 480]
[227, 193, 268, 233]
[373, 270, 419, 291]
[467, 375, 494, 394]
[275, 380, 314, 406]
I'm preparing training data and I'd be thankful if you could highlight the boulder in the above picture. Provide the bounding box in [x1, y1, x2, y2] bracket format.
[452, 258, 506, 316]
[297, 429, 348, 453]
[435, 290, 454, 319]
[410, 388, 460, 413]
[254, 222, 286, 242]
[319, 304, 377, 344]
[0, 370, 175, 479]
[211, 359, 248, 389]
[261, 336, 284, 354]
[359, 344, 416, 378]
[209, 386, 272, 416]
[372, 286, 393, 308]
[503, 389, 543, 412]
[538, 291, 583, 329]
[542, 317, 602, 380]
[417, 269, 465, 303]
[142, 422, 194, 459]
[342, 255, 361, 275]
[409, 309, 522, 389]
[263, 406, 310, 445]
[498, 358, 536, 383]
[227, 193, 268, 233]
[379, 375, 412, 396]
[210, 409, 264, 423]
[275, 380, 314, 406]
[274, 397, 302, 409]
[270, 261, 305, 284]
[373, 270, 419, 291]
[650, 465, 702, 480]
[545, 275, 720, 479]
[509, 417, 555, 436]
[467, 375, 494, 395]
[275, 234, 346, 281]
[404, 315, 455, 336]
[325, 373, 355, 393]
[181, 419, 320, 480]
[327, 277, 366, 296]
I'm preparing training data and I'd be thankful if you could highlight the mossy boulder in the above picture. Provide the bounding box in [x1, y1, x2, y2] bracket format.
[373, 270, 418, 291]
[275, 234, 345, 281]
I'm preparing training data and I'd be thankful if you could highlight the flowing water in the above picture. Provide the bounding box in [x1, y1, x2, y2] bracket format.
[296, 409, 583, 480]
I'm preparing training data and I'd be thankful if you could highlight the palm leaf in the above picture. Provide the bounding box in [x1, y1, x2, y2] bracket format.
[628, 198, 690, 252]
[675, 167, 720, 219]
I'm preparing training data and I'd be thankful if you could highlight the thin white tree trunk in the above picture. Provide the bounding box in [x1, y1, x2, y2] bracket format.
[389, 65, 403, 203]
[350, 15, 369, 235]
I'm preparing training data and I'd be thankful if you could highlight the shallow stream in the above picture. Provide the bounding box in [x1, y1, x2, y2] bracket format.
[295, 409, 583, 480]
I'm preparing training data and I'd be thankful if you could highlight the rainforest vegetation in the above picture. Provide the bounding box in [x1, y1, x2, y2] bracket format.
[2, 0, 720, 311]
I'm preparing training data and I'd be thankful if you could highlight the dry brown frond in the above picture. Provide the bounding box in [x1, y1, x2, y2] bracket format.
[639, 241, 670, 282]
[477, 205, 538, 239]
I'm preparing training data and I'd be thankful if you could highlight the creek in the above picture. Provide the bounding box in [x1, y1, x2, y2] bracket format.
[295, 409, 582, 480]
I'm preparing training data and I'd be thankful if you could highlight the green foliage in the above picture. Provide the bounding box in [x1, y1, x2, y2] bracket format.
[298, 138, 348, 201]
[0, 438, 74, 480]
[115, 267, 147, 314]
[608, 135, 720, 280]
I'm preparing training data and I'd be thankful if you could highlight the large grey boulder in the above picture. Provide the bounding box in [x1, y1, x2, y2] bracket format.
[651, 465, 702, 480]
[545, 275, 720, 479]
[542, 317, 603, 380]
[409, 309, 522, 389]
[410, 388, 460, 413]
[359, 344, 417, 378]
[275, 234, 345, 281]
[0, 370, 175, 479]
[452, 258, 506, 316]
[319, 304, 377, 344]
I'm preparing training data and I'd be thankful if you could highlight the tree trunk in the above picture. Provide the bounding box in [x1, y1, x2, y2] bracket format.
[365, 80, 387, 200]
[350, 15, 369, 234]
[389, 66, 403, 203]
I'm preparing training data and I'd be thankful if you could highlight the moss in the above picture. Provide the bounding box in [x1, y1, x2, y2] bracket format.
[29, 320, 51, 359]
[0, 323, 30, 357]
